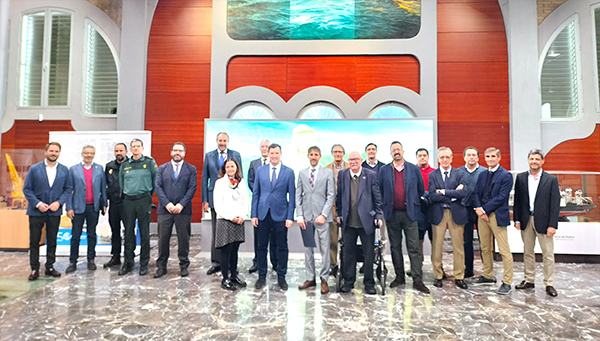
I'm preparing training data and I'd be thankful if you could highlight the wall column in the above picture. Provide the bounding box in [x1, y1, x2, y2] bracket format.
[0, 0, 10, 147]
[501, 0, 542, 170]
[116, 0, 158, 130]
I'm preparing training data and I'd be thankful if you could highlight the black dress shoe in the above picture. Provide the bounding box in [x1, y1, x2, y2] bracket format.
[406, 270, 411, 277]
[455, 280, 468, 289]
[139, 265, 148, 276]
[546, 286, 558, 297]
[359, 265, 365, 274]
[65, 264, 77, 274]
[390, 277, 406, 288]
[330, 265, 339, 278]
[442, 271, 447, 280]
[231, 276, 247, 287]
[28, 270, 39, 281]
[413, 281, 430, 294]
[222, 278, 237, 291]
[45, 268, 61, 277]
[207, 266, 220, 275]
[278, 278, 288, 291]
[87, 260, 97, 271]
[340, 283, 352, 293]
[433, 279, 443, 288]
[364, 285, 376, 295]
[154, 268, 167, 278]
[104, 256, 121, 268]
[180, 268, 189, 277]
[118, 264, 133, 276]
[248, 264, 258, 273]
[255, 278, 266, 289]
[515, 280, 535, 289]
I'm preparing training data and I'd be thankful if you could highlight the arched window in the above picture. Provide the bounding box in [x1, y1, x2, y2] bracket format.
[85, 22, 119, 115]
[298, 102, 343, 119]
[370, 102, 414, 118]
[540, 18, 580, 119]
[231, 102, 274, 119]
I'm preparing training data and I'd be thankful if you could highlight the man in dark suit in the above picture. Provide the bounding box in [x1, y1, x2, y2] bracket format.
[251, 143, 295, 291]
[154, 142, 198, 278]
[202, 132, 243, 275]
[379, 141, 429, 294]
[247, 139, 277, 274]
[513, 149, 560, 297]
[65, 145, 107, 274]
[429, 147, 469, 289]
[472, 147, 514, 295]
[337, 151, 382, 295]
[23, 142, 73, 280]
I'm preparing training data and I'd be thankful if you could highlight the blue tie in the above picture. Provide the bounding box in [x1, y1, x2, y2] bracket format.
[219, 151, 225, 167]
[271, 167, 277, 187]
[174, 164, 179, 181]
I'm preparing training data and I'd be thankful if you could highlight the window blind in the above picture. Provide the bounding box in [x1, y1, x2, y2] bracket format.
[85, 24, 118, 115]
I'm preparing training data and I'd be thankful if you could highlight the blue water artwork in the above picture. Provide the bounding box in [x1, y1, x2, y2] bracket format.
[227, 0, 421, 40]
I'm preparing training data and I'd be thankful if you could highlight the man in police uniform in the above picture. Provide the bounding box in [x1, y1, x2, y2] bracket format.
[104, 143, 128, 268]
[118, 138, 157, 276]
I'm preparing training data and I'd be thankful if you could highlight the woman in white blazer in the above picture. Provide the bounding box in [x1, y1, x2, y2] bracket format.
[213, 158, 249, 291]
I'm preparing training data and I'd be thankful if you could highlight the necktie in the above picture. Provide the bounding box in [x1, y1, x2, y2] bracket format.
[174, 164, 179, 181]
[353, 175, 358, 180]
[309, 168, 315, 188]
[263, 158, 267, 166]
[271, 167, 277, 187]
[219, 151, 225, 167]
[444, 170, 449, 182]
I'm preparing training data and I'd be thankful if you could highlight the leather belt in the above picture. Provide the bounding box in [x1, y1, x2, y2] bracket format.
[124, 193, 150, 200]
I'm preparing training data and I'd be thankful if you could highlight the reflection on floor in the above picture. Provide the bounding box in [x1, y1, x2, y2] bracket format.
[1, 236, 600, 340]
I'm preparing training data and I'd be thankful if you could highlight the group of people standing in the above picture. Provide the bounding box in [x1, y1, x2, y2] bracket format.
[22, 134, 560, 298]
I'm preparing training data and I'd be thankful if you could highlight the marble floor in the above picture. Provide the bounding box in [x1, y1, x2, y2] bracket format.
[1, 237, 600, 341]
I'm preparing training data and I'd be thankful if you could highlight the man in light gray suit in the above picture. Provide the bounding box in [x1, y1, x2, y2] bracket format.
[296, 146, 336, 294]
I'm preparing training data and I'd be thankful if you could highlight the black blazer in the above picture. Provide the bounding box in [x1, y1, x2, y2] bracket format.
[336, 167, 382, 235]
[155, 161, 198, 215]
[513, 171, 560, 234]
[428, 167, 468, 225]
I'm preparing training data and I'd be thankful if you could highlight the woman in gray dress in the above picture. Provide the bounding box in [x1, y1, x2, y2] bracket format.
[213, 158, 248, 291]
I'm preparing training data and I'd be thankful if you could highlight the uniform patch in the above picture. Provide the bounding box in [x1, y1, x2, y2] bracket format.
[109, 169, 113, 174]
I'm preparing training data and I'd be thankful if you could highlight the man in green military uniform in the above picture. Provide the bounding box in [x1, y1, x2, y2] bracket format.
[118, 138, 157, 276]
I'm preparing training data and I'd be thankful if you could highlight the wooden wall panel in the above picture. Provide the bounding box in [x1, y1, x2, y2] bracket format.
[228, 55, 421, 102]
[1, 120, 74, 150]
[147, 0, 212, 222]
[438, 0, 510, 167]
[544, 124, 600, 172]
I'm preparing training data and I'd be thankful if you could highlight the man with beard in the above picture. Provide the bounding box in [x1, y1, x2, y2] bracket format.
[154, 142, 198, 278]
[23, 142, 73, 280]
[104, 143, 128, 268]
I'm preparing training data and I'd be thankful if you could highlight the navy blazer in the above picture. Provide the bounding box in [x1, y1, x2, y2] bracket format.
[251, 164, 296, 222]
[23, 161, 73, 217]
[513, 171, 560, 234]
[201, 149, 242, 207]
[67, 163, 107, 214]
[247, 157, 266, 192]
[336, 167, 383, 235]
[472, 166, 513, 227]
[378, 161, 424, 222]
[155, 161, 198, 215]
[428, 167, 468, 225]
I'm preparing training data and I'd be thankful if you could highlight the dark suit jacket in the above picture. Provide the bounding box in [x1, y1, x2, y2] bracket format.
[156, 161, 198, 215]
[251, 164, 296, 222]
[247, 157, 267, 192]
[362, 160, 385, 175]
[336, 167, 383, 235]
[472, 166, 513, 227]
[428, 167, 468, 225]
[378, 161, 424, 222]
[23, 161, 73, 217]
[201, 149, 242, 207]
[513, 170, 560, 234]
[67, 163, 107, 214]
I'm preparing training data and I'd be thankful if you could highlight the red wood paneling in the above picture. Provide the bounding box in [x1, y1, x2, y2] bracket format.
[544, 125, 600, 172]
[227, 55, 420, 102]
[438, 0, 510, 167]
[146, 0, 212, 222]
[1, 120, 74, 150]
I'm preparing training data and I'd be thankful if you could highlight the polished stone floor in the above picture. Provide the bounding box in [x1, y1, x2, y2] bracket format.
[1, 237, 600, 340]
